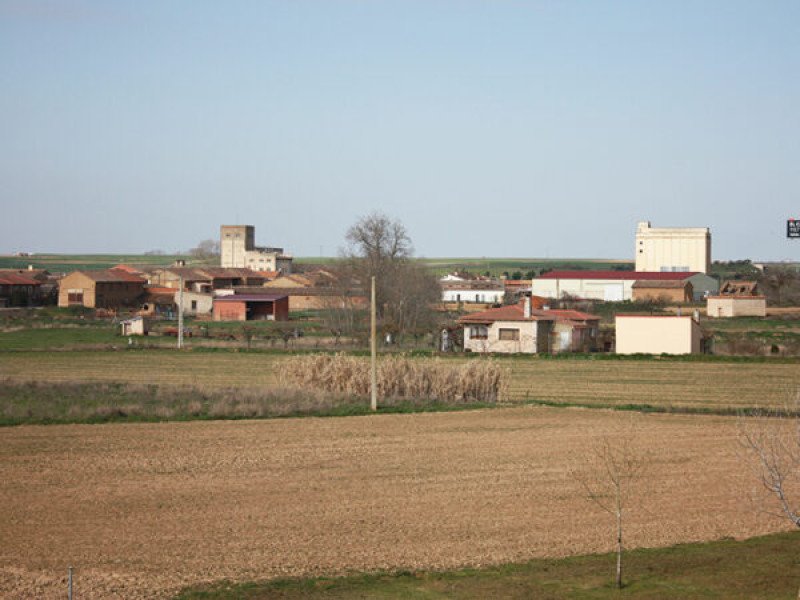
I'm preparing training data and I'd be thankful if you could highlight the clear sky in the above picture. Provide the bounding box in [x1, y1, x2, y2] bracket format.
[2, 0, 799, 261]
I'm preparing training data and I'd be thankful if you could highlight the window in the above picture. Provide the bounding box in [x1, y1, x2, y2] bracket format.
[469, 326, 488, 340]
[191, 300, 197, 310]
[498, 328, 520, 341]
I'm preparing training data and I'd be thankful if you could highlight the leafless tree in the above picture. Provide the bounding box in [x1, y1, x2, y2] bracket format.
[737, 391, 800, 597]
[738, 390, 800, 526]
[240, 325, 257, 350]
[340, 212, 439, 342]
[189, 239, 220, 259]
[571, 421, 648, 589]
[760, 267, 800, 305]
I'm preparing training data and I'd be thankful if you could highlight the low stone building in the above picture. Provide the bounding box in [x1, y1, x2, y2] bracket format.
[120, 316, 148, 336]
[632, 280, 693, 303]
[706, 280, 766, 317]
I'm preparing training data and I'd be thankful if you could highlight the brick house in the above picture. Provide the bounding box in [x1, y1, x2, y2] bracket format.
[58, 269, 146, 309]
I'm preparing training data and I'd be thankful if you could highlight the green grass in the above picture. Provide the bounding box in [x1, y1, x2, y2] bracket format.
[0, 326, 122, 350]
[1, 253, 635, 278]
[173, 531, 800, 599]
[0, 379, 499, 426]
[0, 253, 213, 272]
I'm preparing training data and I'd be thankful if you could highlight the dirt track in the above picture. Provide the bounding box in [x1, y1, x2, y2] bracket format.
[0, 407, 787, 599]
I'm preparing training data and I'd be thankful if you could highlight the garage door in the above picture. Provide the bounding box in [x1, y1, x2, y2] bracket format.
[604, 284, 624, 302]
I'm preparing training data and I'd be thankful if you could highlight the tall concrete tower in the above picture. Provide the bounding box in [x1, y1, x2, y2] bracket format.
[220, 225, 255, 268]
[635, 221, 711, 274]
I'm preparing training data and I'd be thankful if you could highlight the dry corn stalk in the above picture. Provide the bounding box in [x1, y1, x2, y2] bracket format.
[280, 354, 508, 404]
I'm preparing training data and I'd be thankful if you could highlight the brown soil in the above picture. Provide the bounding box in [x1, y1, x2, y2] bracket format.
[0, 408, 787, 599]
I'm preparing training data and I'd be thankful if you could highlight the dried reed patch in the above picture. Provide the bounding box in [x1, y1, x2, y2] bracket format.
[280, 353, 508, 404]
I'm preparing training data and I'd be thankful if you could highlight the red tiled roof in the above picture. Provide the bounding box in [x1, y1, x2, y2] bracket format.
[79, 269, 146, 283]
[0, 273, 40, 285]
[457, 303, 600, 325]
[457, 304, 553, 324]
[537, 271, 699, 281]
[543, 309, 600, 321]
[111, 264, 144, 274]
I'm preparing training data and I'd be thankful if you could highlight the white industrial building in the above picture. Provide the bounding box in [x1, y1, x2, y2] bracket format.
[635, 221, 711, 274]
[532, 271, 718, 302]
[220, 225, 293, 273]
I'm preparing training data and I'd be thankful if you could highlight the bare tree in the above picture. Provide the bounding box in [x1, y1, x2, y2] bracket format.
[737, 392, 800, 598]
[738, 392, 800, 526]
[189, 239, 220, 259]
[760, 268, 800, 305]
[571, 422, 648, 589]
[240, 325, 257, 350]
[340, 212, 439, 342]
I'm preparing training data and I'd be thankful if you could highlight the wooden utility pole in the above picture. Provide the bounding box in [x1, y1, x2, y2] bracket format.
[177, 276, 184, 349]
[370, 275, 377, 411]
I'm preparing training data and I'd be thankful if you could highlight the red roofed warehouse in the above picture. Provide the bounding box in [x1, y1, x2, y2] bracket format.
[531, 271, 718, 302]
[213, 294, 289, 322]
[58, 269, 146, 309]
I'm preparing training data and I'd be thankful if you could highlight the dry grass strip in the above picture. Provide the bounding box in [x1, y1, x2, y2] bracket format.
[0, 352, 796, 411]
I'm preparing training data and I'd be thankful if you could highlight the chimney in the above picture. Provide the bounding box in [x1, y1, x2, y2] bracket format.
[523, 296, 531, 318]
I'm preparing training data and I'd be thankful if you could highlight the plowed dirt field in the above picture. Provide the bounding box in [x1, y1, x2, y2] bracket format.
[0, 407, 789, 599]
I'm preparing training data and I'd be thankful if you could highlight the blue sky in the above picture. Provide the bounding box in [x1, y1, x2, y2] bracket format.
[2, 0, 799, 260]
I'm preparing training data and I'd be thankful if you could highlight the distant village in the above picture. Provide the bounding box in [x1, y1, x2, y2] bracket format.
[0, 221, 787, 355]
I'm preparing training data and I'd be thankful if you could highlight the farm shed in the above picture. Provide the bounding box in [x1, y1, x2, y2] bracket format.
[707, 296, 766, 318]
[615, 315, 702, 355]
[213, 294, 289, 322]
[706, 280, 765, 318]
[632, 280, 693, 303]
[120, 316, 148, 336]
[0, 272, 40, 307]
[58, 269, 146, 309]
